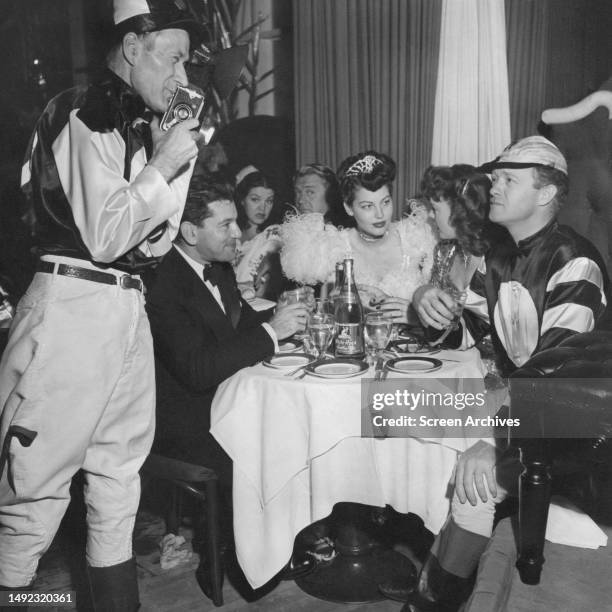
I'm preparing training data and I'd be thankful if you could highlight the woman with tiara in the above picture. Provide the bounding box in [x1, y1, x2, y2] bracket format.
[281, 150, 437, 322]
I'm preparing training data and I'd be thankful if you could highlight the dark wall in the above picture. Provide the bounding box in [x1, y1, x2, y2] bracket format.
[545, 0, 612, 108]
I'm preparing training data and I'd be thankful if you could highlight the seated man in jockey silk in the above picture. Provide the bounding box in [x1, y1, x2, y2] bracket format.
[382, 136, 610, 612]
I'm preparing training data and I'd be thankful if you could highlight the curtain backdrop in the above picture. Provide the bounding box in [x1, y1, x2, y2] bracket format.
[431, 0, 511, 166]
[505, 0, 549, 140]
[293, 0, 442, 207]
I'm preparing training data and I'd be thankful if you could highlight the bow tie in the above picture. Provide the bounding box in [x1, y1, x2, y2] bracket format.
[203, 262, 224, 286]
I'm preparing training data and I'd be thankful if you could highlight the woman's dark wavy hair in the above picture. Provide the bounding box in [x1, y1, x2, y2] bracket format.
[294, 163, 353, 227]
[420, 164, 492, 256]
[234, 171, 276, 231]
[337, 150, 396, 210]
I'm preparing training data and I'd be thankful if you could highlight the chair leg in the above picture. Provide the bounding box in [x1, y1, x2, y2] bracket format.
[516, 440, 552, 585]
[166, 486, 181, 535]
[205, 478, 224, 607]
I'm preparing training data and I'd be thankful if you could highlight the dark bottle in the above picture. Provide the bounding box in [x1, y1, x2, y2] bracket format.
[334, 258, 364, 358]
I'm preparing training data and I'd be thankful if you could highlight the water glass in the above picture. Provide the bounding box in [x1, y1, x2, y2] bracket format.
[307, 312, 336, 359]
[279, 287, 316, 312]
[314, 298, 333, 314]
[446, 286, 467, 331]
[364, 312, 393, 363]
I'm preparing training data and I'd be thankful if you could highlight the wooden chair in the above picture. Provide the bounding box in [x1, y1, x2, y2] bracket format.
[141, 453, 224, 607]
[508, 330, 612, 585]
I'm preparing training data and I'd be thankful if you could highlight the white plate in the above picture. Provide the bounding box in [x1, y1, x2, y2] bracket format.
[262, 353, 316, 369]
[388, 341, 441, 356]
[385, 357, 443, 373]
[305, 359, 369, 379]
[278, 339, 303, 353]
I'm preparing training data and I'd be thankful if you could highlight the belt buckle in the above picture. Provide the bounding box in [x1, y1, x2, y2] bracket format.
[119, 275, 142, 292]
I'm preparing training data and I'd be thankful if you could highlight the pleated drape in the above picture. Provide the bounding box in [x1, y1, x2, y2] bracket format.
[431, 0, 511, 166]
[505, 0, 549, 140]
[293, 0, 442, 208]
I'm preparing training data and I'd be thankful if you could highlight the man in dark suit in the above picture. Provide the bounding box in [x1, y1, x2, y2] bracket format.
[145, 177, 311, 591]
[146, 177, 307, 484]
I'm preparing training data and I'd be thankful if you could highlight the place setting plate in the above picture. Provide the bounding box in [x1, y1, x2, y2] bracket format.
[387, 340, 441, 356]
[262, 353, 317, 369]
[384, 356, 443, 374]
[304, 358, 369, 379]
[278, 338, 304, 353]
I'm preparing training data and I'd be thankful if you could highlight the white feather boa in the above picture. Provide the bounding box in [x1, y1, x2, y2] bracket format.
[279, 213, 346, 285]
[280, 209, 437, 300]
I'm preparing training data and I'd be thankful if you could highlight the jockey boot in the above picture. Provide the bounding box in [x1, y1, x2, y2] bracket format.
[87, 557, 139, 612]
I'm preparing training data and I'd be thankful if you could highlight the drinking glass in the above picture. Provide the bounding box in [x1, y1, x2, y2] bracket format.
[364, 312, 393, 364]
[445, 285, 467, 331]
[279, 287, 316, 312]
[314, 298, 333, 314]
[307, 312, 336, 359]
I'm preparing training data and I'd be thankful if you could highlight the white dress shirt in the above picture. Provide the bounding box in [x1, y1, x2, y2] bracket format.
[174, 245, 278, 349]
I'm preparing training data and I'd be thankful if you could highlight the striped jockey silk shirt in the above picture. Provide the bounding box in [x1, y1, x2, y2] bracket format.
[460, 220, 610, 375]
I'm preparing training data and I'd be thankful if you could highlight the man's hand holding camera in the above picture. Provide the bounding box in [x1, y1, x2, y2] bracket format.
[149, 116, 201, 183]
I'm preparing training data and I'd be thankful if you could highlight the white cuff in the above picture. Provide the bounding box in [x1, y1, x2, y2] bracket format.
[261, 322, 279, 353]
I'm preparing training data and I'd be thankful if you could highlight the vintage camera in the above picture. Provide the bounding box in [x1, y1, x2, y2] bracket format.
[160, 85, 206, 131]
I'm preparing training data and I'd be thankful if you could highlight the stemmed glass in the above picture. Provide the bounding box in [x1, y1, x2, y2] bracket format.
[364, 312, 393, 364]
[307, 312, 336, 359]
[428, 284, 467, 347]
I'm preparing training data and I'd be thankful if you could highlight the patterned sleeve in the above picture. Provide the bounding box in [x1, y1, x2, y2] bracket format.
[536, 256, 607, 352]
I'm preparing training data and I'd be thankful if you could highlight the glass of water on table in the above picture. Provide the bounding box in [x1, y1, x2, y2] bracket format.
[307, 312, 336, 359]
[364, 311, 393, 365]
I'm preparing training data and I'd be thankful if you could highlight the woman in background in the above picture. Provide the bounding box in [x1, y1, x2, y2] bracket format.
[233, 168, 283, 300]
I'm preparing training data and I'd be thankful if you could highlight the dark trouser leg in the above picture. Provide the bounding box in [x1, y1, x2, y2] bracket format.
[87, 557, 139, 612]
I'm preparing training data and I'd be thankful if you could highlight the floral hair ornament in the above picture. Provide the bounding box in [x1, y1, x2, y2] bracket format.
[345, 155, 383, 177]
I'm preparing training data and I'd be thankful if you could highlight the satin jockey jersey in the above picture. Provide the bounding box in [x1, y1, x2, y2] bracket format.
[20, 69, 193, 273]
[454, 220, 610, 376]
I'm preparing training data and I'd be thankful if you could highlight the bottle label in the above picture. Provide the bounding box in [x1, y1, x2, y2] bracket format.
[335, 323, 363, 355]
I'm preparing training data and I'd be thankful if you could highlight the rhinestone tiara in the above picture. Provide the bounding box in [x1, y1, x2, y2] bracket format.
[345, 154, 383, 177]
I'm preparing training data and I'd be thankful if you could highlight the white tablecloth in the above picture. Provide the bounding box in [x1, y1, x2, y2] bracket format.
[210, 348, 487, 588]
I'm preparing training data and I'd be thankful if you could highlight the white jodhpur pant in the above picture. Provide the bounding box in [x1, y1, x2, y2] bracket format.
[0, 257, 155, 587]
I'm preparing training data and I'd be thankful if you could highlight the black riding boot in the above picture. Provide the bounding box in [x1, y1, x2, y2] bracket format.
[400, 552, 473, 612]
[400, 517, 489, 612]
[87, 557, 140, 612]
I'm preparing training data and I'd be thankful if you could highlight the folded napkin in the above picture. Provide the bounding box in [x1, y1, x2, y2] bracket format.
[545, 495, 608, 549]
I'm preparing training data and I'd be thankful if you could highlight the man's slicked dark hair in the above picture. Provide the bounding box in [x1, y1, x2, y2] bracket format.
[181, 175, 234, 227]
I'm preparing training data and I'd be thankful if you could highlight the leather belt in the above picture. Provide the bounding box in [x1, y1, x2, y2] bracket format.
[37, 261, 143, 292]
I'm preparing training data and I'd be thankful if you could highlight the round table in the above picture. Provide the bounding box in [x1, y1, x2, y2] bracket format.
[210, 347, 488, 600]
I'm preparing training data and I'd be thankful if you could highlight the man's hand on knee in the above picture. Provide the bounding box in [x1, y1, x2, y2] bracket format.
[454, 440, 498, 506]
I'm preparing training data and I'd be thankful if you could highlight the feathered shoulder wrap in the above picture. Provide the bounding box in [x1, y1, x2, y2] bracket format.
[279, 213, 346, 284]
[280, 207, 437, 293]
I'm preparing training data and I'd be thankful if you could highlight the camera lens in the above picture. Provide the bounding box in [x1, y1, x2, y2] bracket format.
[173, 104, 193, 121]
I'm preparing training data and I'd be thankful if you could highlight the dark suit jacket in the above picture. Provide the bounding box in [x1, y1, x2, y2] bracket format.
[145, 246, 275, 481]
